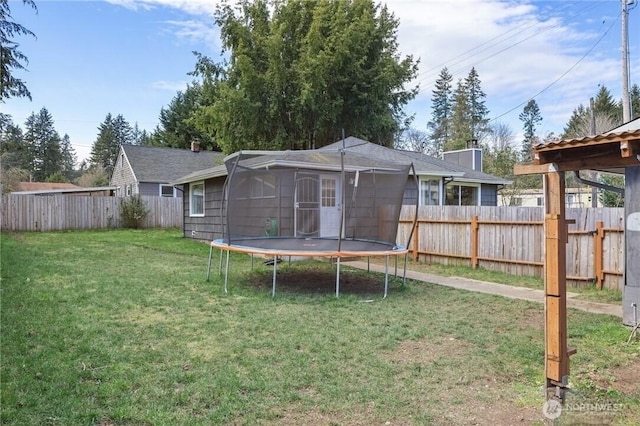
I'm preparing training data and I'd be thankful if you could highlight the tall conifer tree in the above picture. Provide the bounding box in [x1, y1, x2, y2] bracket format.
[427, 67, 453, 157]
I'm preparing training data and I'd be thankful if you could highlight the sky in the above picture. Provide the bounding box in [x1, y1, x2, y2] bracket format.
[2, 0, 639, 164]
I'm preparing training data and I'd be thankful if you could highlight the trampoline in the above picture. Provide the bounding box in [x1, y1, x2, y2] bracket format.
[207, 142, 418, 297]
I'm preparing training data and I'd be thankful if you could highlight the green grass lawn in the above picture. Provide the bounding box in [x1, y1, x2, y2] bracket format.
[1, 229, 638, 425]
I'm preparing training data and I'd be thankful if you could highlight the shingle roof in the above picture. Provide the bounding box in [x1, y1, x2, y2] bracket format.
[172, 137, 511, 185]
[321, 137, 510, 185]
[122, 145, 224, 183]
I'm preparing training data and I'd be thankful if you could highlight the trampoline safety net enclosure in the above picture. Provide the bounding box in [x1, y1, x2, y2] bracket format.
[208, 147, 418, 297]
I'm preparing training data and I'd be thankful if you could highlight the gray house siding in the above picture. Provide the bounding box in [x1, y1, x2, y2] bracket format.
[138, 182, 184, 198]
[183, 178, 225, 241]
[111, 152, 137, 195]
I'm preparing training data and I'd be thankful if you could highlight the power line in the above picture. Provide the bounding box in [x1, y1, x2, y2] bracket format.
[489, 7, 621, 125]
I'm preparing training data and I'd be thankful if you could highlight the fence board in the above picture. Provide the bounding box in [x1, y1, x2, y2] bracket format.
[399, 205, 625, 291]
[1, 195, 182, 231]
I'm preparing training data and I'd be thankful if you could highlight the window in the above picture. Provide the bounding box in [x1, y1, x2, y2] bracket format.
[190, 182, 205, 217]
[445, 184, 478, 206]
[125, 184, 132, 196]
[160, 184, 175, 197]
[420, 179, 439, 205]
[321, 178, 336, 207]
[250, 175, 277, 199]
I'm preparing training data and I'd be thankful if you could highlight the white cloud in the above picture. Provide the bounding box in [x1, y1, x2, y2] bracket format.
[163, 19, 220, 47]
[106, 0, 220, 15]
[111, 0, 637, 136]
[151, 80, 188, 92]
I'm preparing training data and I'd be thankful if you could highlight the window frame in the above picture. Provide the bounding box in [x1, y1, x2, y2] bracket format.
[189, 181, 205, 217]
[160, 184, 176, 198]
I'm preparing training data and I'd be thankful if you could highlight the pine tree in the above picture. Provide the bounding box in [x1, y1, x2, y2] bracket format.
[90, 113, 134, 176]
[0, 0, 37, 101]
[0, 113, 28, 170]
[630, 84, 640, 121]
[519, 99, 542, 162]
[60, 134, 76, 181]
[448, 79, 471, 151]
[23, 107, 63, 181]
[427, 67, 453, 157]
[464, 67, 490, 144]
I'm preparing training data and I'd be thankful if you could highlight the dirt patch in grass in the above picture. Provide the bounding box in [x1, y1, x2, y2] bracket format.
[609, 360, 640, 394]
[586, 358, 640, 395]
[382, 336, 473, 365]
[247, 265, 396, 296]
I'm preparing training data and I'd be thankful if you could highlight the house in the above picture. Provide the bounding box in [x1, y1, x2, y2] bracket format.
[110, 143, 224, 198]
[172, 137, 510, 241]
[497, 187, 596, 207]
[320, 138, 510, 206]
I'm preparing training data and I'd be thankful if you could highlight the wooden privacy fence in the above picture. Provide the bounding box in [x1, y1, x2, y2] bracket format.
[0, 194, 183, 231]
[397, 206, 625, 291]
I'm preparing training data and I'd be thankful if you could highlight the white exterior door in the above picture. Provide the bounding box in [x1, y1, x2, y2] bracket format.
[320, 175, 341, 237]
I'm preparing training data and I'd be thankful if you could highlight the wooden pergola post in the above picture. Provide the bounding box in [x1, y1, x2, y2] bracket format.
[515, 125, 640, 403]
[543, 170, 571, 399]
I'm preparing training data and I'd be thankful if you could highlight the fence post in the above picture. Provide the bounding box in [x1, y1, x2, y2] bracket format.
[471, 215, 479, 269]
[595, 220, 605, 290]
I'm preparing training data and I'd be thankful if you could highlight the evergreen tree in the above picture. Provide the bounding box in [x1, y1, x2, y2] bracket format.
[593, 86, 618, 122]
[464, 67, 490, 144]
[23, 107, 63, 181]
[630, 84, 640, 121]
[0, 113, 28, 170]
[90, 113, 134, 176]
[0, 0, 37, 101]
[448, 79, 471, 151]
[59, 133, 76, 181]
[598, 174, 624, 207]
[563, 85, 630, 138]
[447, 68, 490, 151]
[427, 67, 453, 157]
[519, 99, 542, 162]
[194, 0, 418, 153]
[152, 84, 218, 150]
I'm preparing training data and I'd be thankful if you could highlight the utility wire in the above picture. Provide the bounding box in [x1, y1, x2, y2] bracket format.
[489, 8, 621, 124]
[415, 1, 608, 96]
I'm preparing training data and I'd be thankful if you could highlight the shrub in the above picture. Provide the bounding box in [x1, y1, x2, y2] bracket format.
[119, 195, 149, 229]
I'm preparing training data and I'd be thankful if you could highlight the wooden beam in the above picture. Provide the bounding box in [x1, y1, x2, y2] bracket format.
[543, 171, 571, 397]
[532, 156, 639, 172]
[513, 163, 555, 176]
[620, 140, 640, 158]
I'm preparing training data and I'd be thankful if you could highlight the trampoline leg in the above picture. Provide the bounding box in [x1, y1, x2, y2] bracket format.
[272, 256, 277, 298]
[383, 255, 389, 299]
[367, 257, 370, 273]
[251, 254, 254, 271]
[402, 253, 408, 287]
[336, 257, 341, 298]
[206, 245, 214, 281]
[218, 247, 223, 275]
[394, 256, 398, 278]
[224, 250, 230, 294]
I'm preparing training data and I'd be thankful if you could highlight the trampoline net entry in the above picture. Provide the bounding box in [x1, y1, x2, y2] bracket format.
[219, 149, 417, 253]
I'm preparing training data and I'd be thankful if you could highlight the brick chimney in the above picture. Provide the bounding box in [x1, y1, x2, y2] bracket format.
[191, 141, 200, 152]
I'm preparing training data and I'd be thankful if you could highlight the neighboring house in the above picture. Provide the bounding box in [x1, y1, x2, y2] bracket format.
[110, 143, 223, 198]
[172, 137, 510, 241]
[497, 187, 596, 207]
